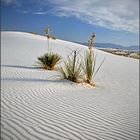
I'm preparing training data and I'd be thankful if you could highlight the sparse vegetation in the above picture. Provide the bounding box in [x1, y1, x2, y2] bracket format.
[83, 32, 96, 85]
[36, 31, 104, 86]
[89, 32, 95, 50]
[129, 52, 140, 59]
[59, 50, 83, 83]
[82, 49, 105, 85]
[59, 49, 104, 86]
[51, 35, 56, 40]
[44, 26, 51, 52]
[59, 32, 104, 86]
[44, 26, 56, 52]
[99, 48, 140, 59]
[37, 52, 61, 70]
[82, 50, 95, 84]
[29, 32, 38, 35]
[46, 35, 56, 40]
[36, 26, 59, 71]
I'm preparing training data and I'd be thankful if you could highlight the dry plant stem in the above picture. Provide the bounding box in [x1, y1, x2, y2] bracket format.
[88, 81, 96, 87]
[47, 37, 50, 52]
[73, 51, 76, 72]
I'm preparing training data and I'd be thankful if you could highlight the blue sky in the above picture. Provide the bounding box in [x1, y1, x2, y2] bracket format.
[1, 0, 139, 46]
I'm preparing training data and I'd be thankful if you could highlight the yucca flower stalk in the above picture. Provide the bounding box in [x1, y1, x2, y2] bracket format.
[44, 26, 51, 52]
[89, 32, 95, 50]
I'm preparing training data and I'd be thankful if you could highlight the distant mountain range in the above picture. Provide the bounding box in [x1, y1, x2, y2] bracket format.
[78, 42, 139, 51]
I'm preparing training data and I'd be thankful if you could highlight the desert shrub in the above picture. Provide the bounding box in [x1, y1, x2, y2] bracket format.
[51, 36, 56, 40]
[29, 32, 37, 35]
[46, 35, 51, 39]
[59, 49, 104, 85]
[59, 50, 83, 82]
[46, 35, 56, 40]
[37, 52, 61, 70]
[82, 49, 105, 84]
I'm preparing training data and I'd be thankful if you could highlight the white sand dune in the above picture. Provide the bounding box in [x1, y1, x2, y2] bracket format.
[1, 31, 139, 140]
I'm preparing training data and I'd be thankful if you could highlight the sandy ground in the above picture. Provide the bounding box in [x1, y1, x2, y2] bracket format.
[1, 32, 139, 140]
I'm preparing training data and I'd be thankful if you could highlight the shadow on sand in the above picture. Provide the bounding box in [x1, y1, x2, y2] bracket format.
[1, 64, 41, 70]
[1, 64, 74, 84]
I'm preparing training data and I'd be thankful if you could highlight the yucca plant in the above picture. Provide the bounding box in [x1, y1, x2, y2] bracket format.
[59, 50, 83, 83]
[37, 52, 61, 70]
[83, 49, 105, 85]
[44, 26, 51, 52]
[83, 50, 95, 84]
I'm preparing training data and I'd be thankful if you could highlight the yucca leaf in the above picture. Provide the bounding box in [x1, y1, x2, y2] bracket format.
[59, 50, 82, 82]
[37, 52, 61, 70]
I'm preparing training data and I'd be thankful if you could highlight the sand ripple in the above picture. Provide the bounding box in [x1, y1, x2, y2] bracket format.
[1, 32, 139, 140]
[1, 65, 139, 140]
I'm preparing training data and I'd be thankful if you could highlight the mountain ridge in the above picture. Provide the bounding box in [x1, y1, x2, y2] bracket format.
[77, 42, 139, 51]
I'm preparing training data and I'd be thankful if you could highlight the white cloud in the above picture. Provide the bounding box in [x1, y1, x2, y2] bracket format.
[33, 12, 47, 15]
[43, 0, 139, 33]
[17, 10, 30, 14]
[2, 0, 139, 33]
